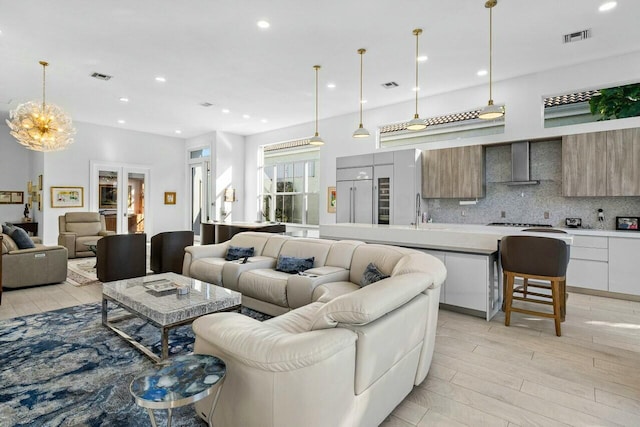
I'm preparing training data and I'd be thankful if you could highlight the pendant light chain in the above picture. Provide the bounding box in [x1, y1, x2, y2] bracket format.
[41, 61, 48, 112]
[414, 30, 420, 116]
[359, 50, 364, 125]
[315, 65, 319, 135]
[488, 5, 493, 103]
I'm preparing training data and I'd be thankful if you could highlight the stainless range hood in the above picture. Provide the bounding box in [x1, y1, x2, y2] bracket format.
[505, 141, 539, 185]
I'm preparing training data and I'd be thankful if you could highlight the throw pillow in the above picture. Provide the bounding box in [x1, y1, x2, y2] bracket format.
[2, 223, 16, 235]
[225, 245, 255, 261]
[276, 255, 314, 274]
[360, 263, 389, 286]
[10, 227, 36, 249]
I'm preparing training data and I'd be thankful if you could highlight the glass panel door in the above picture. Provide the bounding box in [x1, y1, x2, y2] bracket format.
[125, 172, 145, 234]
[191, 164, 204, 239]
[98, 169, 119, 233]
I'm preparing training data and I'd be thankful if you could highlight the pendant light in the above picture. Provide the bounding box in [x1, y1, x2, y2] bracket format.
[353, 48, 370, 138]
[309, 65, 324, 146]
[6, 61, 76, 151]
[478, 0, 505, 120]
[406, 29, 427, 131]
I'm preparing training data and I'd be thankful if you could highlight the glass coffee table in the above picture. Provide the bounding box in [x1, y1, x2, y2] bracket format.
[102, 272, 241, 362]
[130, 354, 226, 427]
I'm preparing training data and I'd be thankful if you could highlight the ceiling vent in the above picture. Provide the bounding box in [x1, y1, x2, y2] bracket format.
[563, 29, 591, 44]
[200, 102, 214, 107]
[90, 72, 112, 81]
[381, 81, 399, 89]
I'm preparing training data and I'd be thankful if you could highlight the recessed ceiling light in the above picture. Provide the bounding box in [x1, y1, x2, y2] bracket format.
[599, 1, 617, 12]
[477, 69, 488, 76]
[119, 97, 129, 103]
[327, 83, 336, 89]
[261, 119, 268, 123]
[412, 86, 420, 92]
[222, 108, 230, 114]
[242, 114, 250, 119]
[417, 55, 428, 62]
[257, 20, 270, 29]
[117, 119, 126, 124]
[155, 76, 166, 82]
[175, 130, 182, 134]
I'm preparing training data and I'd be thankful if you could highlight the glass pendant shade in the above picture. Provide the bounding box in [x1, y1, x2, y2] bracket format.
[6, 61, 75, 151]
[310, 65, 324, 146]
[407, 29, 427, 132]
[353, 124, 370, 138]
[478, 100, 505, 120]
[353, 48, 370, 139]
[479, 0, 504, 120]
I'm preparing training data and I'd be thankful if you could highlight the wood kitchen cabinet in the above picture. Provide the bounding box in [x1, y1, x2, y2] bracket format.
[563, 128, 640, 196]
[421, 145, 484, 198]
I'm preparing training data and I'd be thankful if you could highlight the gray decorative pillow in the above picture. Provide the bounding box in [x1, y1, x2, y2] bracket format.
[225, 246, 255, 261]
[276, 255, 314, 274]
[10, 227, 36, 249]
[2, 223, 16, 235]
[360, 263, 389, 286]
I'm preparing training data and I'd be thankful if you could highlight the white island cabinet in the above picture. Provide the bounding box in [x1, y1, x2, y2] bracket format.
[608, 237, 639, 295]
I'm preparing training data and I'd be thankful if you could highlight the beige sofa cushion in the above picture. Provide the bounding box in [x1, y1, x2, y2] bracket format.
[278, 238, 334, 267]
[325, 240, 364, 269]
[310, 272, 432, 330]
[349, 244, 408, 286]
[239, 269, 291, 308]
[392, 252, 447, 286]
[190, 257, 227, 285]
[2, 233, 18, 254]
[228, 232, 273, 256]
[265, 302, 325, 333]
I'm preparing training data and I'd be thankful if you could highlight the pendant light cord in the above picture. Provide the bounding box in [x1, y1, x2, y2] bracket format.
[358, 49, 365, 126]
[314, 65, 320, 135]
[414, 30, 420, 116]
[40, 61, 48, 112]
[489, 5, 493, 102]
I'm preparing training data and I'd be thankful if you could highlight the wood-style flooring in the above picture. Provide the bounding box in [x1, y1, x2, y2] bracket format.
[2, 276, 639, 426]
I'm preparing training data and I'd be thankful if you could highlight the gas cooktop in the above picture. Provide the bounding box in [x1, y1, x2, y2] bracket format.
[486, 222, 552, 228]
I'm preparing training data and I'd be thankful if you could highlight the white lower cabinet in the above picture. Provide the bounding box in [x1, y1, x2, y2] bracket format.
[608, 237, 639, 295]
[420, 250, 492, 314]
[566, 235, 609, 291]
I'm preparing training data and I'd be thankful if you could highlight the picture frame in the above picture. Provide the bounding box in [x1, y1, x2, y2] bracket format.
[0, 191, 24, 204]
[615, 216, 639, 231]
[327, 186, 336, 213]
[164, 191, 176, 205]
[99, 185, 118, 209]
[51, 186, 84, 208]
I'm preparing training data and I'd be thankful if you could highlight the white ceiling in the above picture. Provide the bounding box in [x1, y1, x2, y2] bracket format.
[1, 0, 638, 139]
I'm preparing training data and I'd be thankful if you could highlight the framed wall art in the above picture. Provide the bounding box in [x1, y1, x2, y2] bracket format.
[99, 185, 118, 209]
[164, 192, 176, 205]
[327, 186, 336, 213]
[0, 191, 24, 204]
[51, 186, 84, 208]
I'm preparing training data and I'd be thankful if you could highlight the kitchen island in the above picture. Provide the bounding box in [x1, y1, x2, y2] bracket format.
[320, 223, 574, 320]
[201, 221, 286, 244]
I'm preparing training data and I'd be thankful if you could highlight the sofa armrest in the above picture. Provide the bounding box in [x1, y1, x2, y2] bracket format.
[287, 267, 350, 309]
[98, 230, 116, 236]
[182, 242, 230, 276]
[57, 233, 76, 258]
[8, 244, 67, 255]
[221, 257, 277, 291]
[193, 312, 356, 372]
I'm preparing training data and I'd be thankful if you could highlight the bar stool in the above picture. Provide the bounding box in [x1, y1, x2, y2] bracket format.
[501, 235, 569, 336]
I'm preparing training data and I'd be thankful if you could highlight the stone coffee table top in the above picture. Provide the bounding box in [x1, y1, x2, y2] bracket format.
[102, 272, 241, 326]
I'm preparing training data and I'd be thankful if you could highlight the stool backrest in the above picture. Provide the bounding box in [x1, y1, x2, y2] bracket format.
[501, 235, 569, 278]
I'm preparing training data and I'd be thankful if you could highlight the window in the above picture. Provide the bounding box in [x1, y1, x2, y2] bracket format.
[259, 143, 320, 225]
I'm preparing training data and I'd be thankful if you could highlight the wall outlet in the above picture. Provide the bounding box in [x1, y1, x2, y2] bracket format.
[501, 211, 506, 218]
[544, 211, 550, 219]
[461, 210, 466, 217]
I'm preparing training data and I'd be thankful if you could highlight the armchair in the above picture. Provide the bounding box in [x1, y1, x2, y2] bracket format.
[150, 231, 194, 274]
[58, 212, 115, 258]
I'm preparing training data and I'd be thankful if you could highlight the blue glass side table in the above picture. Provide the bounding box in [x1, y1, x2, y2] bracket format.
[130, 354, 226, 427]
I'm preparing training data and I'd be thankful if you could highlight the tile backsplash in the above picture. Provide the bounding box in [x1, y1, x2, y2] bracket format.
[425, 139, 640, 229]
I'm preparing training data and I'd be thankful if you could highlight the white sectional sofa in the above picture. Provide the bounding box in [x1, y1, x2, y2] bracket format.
[183, 231, 447, 427]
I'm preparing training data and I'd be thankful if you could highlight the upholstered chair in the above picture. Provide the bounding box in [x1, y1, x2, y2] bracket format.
[150, 231, 194, 274]
[58, 212, 115, 258]
[97, 233, 147, 282]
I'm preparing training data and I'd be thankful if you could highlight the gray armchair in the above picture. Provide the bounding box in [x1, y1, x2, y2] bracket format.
[58, 212, 115, 258]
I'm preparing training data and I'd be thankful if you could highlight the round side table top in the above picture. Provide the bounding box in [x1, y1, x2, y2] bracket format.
[130, 354, 226, 410]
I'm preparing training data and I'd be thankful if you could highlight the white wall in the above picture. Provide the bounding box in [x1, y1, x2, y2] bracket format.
[39, 121, 186, 244]
[0, 125, 44, 228]
[245, 51, 640, 225]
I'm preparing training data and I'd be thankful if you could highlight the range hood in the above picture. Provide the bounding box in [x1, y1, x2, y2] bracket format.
[504, 141, 539, 185]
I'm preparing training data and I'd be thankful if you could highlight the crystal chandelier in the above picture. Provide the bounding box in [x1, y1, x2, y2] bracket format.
[6, 61, 75, 151]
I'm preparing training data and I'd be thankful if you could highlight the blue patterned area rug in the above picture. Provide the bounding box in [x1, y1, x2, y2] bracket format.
[0, 303, 271, 427]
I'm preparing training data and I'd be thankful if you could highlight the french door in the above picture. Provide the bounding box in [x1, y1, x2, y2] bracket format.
[90, 161, 150, 235]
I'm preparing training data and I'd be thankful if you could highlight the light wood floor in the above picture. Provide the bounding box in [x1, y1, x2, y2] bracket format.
[2, 279, 640, 426]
